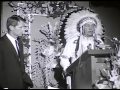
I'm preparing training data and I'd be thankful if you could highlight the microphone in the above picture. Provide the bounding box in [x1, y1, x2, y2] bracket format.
[98, 34, 120, 45]
[111, 37, 120, 45]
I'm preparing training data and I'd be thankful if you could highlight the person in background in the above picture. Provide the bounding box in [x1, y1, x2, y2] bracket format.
[0, 15, 33, 89]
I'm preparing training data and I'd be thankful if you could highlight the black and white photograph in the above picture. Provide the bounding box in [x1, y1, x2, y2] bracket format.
[0, 1, 120, 89]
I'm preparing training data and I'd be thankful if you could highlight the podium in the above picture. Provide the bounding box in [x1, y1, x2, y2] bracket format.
[66, 49, 115, 89]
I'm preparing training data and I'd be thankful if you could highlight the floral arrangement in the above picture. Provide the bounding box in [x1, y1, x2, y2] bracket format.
[94, 37, 120, 89]
[8, 1, 78, 18]
[32, 22, 63, 88]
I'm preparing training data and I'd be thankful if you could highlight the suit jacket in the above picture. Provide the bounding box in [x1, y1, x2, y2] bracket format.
[0, 35, 33, 89]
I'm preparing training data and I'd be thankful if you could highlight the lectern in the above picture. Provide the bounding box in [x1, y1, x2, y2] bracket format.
[66, 49, 115, 89]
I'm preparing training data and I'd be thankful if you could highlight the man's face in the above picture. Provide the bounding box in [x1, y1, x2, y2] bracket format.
[11, 21, 25, 37]
[82, 22, 96, 37]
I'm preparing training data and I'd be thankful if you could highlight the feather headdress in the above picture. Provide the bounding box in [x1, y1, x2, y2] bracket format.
[59, 8, 104, 46]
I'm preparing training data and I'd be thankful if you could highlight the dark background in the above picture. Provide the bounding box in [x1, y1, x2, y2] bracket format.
[90, 1, 120, 8]
[0, 2, 2, 37]
[90, 1, 120, 45]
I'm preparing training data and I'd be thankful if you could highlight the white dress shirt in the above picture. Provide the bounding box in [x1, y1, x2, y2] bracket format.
[6, 33, 19, 54]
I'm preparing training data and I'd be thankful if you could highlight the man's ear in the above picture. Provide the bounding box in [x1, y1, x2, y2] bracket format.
[9, 25, 14, 31]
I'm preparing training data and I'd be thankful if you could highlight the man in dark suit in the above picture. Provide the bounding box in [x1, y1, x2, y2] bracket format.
[0, 15, 33, 89]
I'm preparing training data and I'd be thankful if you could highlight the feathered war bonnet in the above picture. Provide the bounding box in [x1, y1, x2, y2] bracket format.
[59, 8, 105, 46]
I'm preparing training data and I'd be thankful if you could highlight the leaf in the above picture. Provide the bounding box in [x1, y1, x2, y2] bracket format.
[99, 69, 108, 81]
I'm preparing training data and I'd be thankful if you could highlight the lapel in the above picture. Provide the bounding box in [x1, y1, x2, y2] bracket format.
[3, 35, 20, 60]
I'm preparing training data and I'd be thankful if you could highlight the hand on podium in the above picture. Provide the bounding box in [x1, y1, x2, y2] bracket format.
[66, 76, 71, 89]
[59, 56, 72, 89]
[60, 56, 70, 72]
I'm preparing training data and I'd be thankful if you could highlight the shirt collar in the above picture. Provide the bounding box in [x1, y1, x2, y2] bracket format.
[6, 33, 16, 42]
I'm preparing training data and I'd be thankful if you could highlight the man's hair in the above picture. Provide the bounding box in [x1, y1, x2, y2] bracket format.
[6, 15, 26, 32]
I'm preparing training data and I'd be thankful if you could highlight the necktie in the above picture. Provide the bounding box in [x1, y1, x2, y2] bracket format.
[15, 40, 20, 57]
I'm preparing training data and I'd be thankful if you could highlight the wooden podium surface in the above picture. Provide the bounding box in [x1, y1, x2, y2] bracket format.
[66, 49, 115, 89]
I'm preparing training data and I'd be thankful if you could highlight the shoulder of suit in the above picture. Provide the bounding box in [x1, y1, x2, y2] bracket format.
[0, 36, 4, 42]
[0, 37, 4, 49]
[0, 35, 7, 44]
